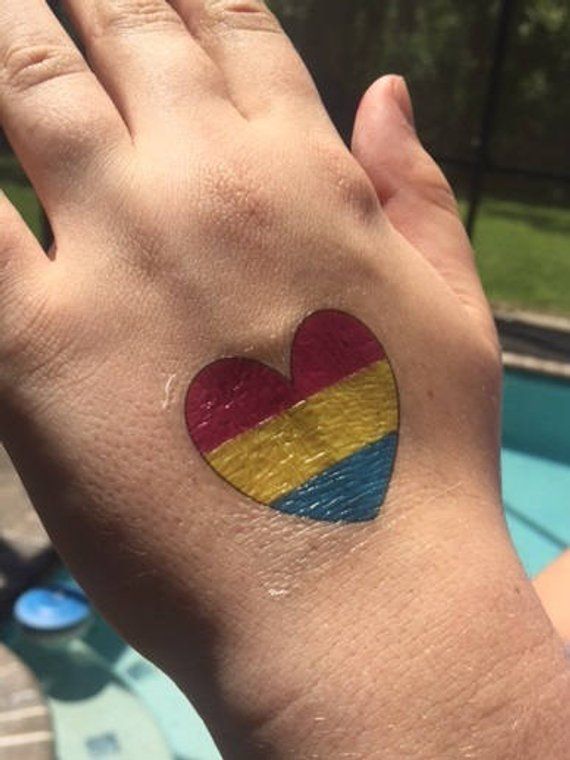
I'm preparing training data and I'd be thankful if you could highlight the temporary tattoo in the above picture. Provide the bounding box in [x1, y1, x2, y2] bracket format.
[186, 311, 399, 523]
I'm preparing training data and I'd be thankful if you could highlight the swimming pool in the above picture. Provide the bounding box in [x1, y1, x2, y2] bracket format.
[3, 369, 569, 759]
[503, 370, 570, 577]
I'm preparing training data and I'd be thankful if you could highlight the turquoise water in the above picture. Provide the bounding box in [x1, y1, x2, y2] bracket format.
[504, 449, 569, 577]
[3, 369, 569, 759]
[503, 371, 570, 577]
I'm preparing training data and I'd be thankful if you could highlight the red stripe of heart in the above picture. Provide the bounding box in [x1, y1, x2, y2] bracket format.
[186, 310, 385, 455]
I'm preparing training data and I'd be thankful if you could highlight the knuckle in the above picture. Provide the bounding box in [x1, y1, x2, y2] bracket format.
[338, 165, 381, 222]
[202, 0, 281, 34]
[315, 140, 380, 222]
[93, 0, 182, 36]
[1, 40, 84, 95]
[0, 42, 119, 166]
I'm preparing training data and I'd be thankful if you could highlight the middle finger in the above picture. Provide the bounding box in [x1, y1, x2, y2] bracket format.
[64, 0, 239, 140]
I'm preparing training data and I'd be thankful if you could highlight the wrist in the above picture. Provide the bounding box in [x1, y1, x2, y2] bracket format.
[204, 601, 570, 760]
[167, 492, 570, 759]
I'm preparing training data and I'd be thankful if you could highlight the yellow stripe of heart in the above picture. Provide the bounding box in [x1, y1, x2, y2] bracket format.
[205, 359, 399, 505]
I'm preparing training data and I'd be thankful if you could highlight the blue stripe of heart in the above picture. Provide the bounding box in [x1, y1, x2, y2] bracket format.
[270, 433, 398, 523]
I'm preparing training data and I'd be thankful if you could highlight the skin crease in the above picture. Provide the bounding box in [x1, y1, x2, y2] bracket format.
[0, 0, 568, 757]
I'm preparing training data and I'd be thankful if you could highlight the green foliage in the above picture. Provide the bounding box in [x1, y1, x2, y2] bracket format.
[2, 181, 42, 241]
[475, 196, 570, 314]
[496, 0, 570, 172]
[270, 0, 570, 173]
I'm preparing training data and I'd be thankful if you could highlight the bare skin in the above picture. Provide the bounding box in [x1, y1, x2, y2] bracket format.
[535, 552, 570, 643]
[0, 2, 569, 758]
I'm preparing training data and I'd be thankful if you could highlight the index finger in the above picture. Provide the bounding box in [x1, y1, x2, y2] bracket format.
[0, 0, 129, 206]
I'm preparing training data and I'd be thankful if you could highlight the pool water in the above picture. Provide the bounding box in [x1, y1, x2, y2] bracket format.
[503, 449, 569, 577]
[503, 370, 570, 577]
[3, 369, 570, 759]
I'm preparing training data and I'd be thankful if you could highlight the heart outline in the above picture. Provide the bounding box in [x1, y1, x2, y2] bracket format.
[185, 310, 400, 523]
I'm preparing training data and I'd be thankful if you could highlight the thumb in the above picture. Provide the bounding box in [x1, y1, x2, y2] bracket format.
[352, 75, 491, 326]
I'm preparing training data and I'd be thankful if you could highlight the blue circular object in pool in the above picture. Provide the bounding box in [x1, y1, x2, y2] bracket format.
[14, 585, 91, 633]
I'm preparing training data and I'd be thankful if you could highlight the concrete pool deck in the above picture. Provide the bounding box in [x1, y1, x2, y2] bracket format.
[0, 448, 52, 617]
[0, 642, 54, 759]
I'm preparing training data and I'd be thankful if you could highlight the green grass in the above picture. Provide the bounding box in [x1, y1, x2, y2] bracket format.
[1, 157, 570, 316]
[2, 182, 43, 241]
[0, 154, 43, 240]
[472, 197, 570, 316]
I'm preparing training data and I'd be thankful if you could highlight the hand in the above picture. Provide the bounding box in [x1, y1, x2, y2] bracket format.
[0, 2, 568, 757]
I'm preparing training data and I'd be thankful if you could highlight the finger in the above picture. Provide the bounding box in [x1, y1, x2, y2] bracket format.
[64, 0, 239, 139]
[169, 0, 327, 121]
[0, 0, 129, 206]
[352, 75, 491, 323]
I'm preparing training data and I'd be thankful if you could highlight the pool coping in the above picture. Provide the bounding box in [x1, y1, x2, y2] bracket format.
[496, 309, 570, 379]
[503, 352, 570, 379]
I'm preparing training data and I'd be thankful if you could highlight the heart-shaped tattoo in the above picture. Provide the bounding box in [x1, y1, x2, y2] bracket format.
[185, 311, 399, 523]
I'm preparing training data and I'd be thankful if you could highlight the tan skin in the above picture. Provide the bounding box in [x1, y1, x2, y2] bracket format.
[0, 1, 568, 757]
[535, 552, 570, 643]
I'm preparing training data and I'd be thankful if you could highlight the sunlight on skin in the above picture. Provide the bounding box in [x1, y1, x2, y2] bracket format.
[0, 1, 569, 757]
